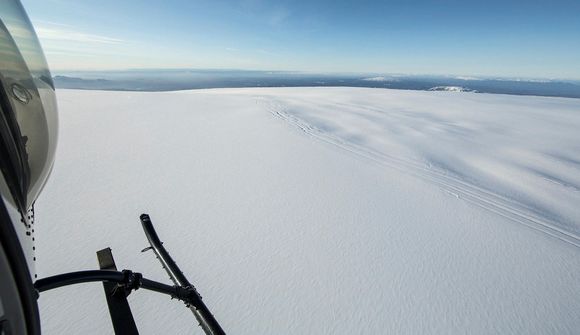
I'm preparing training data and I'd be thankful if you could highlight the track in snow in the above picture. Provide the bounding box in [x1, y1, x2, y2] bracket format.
[265, 99, 580, 248]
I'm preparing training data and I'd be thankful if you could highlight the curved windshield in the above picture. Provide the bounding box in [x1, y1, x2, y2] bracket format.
[0, 0, 58, 211]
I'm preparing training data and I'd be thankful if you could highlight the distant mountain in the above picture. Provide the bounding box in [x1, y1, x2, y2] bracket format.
[429, 86, 476, 92]
[362, 76, 397, 82]
[52, 70, 580, 99]
[53, 76, 118, 90]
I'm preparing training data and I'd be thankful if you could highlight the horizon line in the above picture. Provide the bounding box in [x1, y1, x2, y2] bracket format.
[50, 68, 580, 83]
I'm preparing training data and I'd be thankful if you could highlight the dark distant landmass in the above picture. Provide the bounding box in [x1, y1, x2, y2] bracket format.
[53, 70, 580, 99]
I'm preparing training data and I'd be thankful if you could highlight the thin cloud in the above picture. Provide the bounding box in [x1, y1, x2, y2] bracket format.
[30, 22, 129, 70]
[32, 20, 73, 28]
[35, 25, 124, 45]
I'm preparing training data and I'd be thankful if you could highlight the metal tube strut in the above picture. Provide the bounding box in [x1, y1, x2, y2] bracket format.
[34, 270, 195, 303]
[140, 214, 225, 335]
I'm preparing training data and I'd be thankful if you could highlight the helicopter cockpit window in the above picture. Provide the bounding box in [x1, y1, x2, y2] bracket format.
[0, 0, 58, 213]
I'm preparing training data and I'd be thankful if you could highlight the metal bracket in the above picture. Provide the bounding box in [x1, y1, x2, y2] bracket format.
[96, 248, 139, 335]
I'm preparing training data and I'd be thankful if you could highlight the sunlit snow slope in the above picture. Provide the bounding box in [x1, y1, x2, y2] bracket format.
[36, 88, 580, 334]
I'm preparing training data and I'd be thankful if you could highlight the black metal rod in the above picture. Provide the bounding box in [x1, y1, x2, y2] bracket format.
[140, 215, 190, 287]
[97, 248, 139, 335]
[34, 270, 183, 299]
[35, 270, 125, 292]
[140, 214, 225, 335]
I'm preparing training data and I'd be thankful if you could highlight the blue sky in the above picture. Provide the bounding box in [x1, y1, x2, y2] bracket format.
[20, 0, 580, 79]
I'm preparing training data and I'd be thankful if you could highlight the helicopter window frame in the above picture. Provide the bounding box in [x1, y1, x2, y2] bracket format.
[0, 78, 30, 213]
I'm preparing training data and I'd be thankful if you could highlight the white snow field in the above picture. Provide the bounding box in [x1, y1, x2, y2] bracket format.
[36, 87, 580, 334]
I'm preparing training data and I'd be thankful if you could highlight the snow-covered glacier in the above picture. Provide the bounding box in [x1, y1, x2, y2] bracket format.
[36, 87, 580, 334]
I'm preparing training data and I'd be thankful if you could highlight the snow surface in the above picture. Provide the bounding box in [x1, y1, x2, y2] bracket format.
[36, 87, 580, 334]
